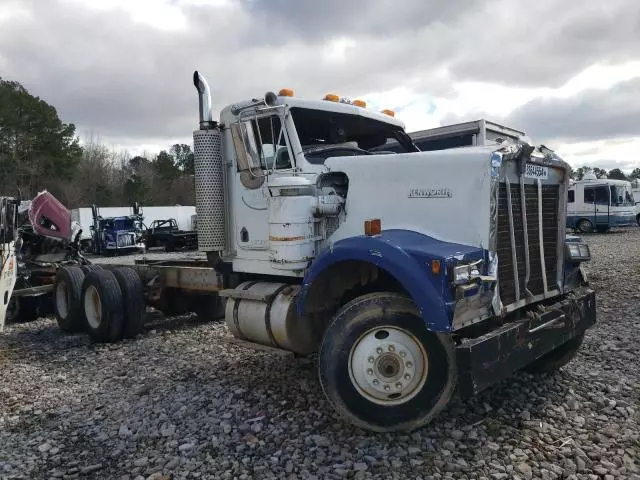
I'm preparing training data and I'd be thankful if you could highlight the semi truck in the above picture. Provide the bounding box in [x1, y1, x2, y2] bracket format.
[6, 72, 596, 433]
[1, 191, 88, 330]
[88, 204, 145, 255]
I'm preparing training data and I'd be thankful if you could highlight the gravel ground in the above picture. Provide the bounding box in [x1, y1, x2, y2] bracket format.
[1, 230, 639, 480]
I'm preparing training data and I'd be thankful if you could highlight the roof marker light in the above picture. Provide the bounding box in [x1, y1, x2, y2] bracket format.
[279, 88, 294, 97]
[324, 93, 339, 102]
[382, 109, 395, 117]
[353, 99, 366, 108]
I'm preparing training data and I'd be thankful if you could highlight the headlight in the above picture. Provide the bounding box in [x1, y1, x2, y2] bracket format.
[453, 259, 483, 285]
[566, 242, 590, 262]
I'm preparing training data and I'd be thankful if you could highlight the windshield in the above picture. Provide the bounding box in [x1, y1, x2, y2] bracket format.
[610, 185, 635, 206]
[102, 218, 135, 230]
[290, 107, 418, 164]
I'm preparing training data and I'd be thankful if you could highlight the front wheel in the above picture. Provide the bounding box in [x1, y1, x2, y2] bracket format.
[577, 219, 593, 233]
[318, 292, 456, 432]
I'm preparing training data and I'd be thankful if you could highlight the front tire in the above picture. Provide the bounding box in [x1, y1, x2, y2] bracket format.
[318, 292, 456, 432]
[577, 219, 594, 233]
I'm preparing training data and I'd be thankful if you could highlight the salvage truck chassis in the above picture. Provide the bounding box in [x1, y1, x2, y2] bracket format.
[5, 71, 596, 433]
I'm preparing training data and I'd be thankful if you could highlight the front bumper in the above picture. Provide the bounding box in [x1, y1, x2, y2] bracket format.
[456, 287, 596, 398]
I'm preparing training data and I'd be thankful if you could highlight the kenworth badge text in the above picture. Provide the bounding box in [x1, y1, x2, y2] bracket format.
[188, 71, 595, 432]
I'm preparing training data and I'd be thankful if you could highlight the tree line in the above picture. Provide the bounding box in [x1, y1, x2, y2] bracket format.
[571, 166, 640, 182]
[0, 77, 195, 208]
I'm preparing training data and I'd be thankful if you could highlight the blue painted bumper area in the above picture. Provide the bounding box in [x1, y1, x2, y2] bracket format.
[299, 230, 485, 332]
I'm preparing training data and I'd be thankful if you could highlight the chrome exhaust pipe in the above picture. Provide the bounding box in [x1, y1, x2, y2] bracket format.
[193, 70, 213, 129]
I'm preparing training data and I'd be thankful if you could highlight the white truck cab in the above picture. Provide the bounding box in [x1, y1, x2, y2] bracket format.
[187, 70, 597, 432]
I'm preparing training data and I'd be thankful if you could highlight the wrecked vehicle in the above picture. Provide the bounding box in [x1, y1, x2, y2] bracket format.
[1, 191, 88, 327]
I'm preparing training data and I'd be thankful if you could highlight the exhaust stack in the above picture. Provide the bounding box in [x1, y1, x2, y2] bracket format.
[192, 70, 225, 253]
[193, 70, 213, 129]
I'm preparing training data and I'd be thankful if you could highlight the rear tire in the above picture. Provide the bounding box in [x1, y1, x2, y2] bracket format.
[523, 333, 585, 373]
[577, 219, 593, 233]
[55, 266, 86, 333]
[112, 267, 145, 338]
[80, 264, 102, 275]
[81, 270, 125, 343]
[318, 292, 456, 432]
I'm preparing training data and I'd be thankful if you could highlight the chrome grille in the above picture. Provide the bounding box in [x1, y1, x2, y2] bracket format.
[497, 183, 559, 305]
[117, 234, 134, 247]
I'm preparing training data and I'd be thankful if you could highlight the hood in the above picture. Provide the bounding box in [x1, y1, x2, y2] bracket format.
[28, 191, 73, 241]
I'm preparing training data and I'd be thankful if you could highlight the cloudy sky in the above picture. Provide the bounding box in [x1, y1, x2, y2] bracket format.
[1, 0, 639, 171]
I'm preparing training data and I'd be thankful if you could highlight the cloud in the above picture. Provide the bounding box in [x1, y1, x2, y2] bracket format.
[0, 0, 639, 155]
[505, 78, 640, 143]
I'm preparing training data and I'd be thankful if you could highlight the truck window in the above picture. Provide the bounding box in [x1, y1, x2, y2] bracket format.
[231, 115, 292, 173]
[568, 190, 575, 203]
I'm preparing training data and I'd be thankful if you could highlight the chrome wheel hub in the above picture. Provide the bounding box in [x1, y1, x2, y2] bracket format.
[349, 326, 428, 405]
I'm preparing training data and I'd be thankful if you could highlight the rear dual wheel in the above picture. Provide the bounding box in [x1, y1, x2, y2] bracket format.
[318, 292, 456, 432]
[54, 265, 145, 342]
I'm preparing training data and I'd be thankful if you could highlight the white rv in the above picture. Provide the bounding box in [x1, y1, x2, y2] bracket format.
[567, 174, 637, 232]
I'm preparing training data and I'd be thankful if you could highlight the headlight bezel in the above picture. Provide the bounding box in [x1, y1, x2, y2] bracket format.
[452, 259, 484, 286]
[565, 242, 591, 262]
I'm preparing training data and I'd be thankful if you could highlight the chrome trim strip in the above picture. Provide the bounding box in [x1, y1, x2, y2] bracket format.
[520, 174, 533, 298]
[537, 179, 548, 293]
[505, 181, 520, 303]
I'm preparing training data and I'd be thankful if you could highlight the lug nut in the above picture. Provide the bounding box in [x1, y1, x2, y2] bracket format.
[368, 356, 375, 363]
[367, 368, 373, 375]
[388, 345, 395, 352]
[404, 374, 411, 380]
[406, 361, 413, 368]
[399, 351, 406, 357]
[384, 385, 391, 391]
[376, 347, 383, 354]
[373, 379, 379, 385]
[396, 382, 402, 389]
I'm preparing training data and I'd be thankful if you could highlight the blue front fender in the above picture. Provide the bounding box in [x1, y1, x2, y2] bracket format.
[299, 229, 484, 332]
